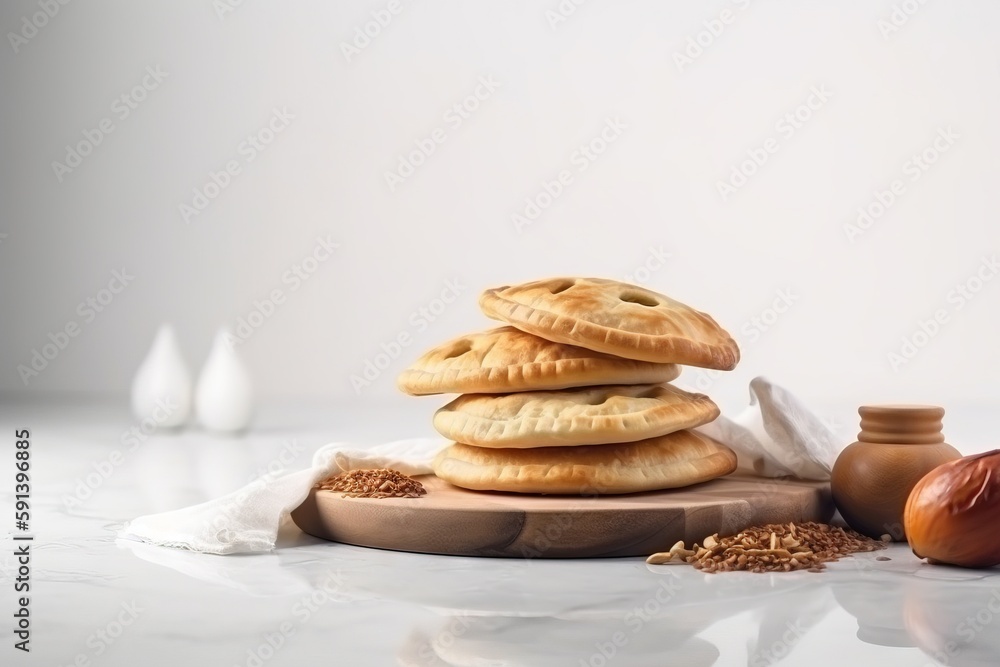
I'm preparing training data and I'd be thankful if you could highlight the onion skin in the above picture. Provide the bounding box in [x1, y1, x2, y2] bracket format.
[904, 450, 1000, 568]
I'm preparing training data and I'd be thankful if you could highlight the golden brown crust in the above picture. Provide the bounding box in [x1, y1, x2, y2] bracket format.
[397, 326, 680, 395]
[432, 431, 738, 494]
[478, 277, 739, 370]
[433, 383, 719, 448]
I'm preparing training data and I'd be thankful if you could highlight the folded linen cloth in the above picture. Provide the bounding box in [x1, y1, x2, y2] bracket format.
[120, 438, 446, 555]
[692, 376, 837, 481]
[119, 377, 837, 555]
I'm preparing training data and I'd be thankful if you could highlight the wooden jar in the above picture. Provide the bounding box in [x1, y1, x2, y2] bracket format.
[831, 405, 960, 541]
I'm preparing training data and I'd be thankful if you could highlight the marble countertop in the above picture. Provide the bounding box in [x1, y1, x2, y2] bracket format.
[3, 399, 999, 667]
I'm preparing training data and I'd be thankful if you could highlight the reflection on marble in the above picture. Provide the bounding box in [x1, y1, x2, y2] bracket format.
[4, 401, 1000, 667]
[114, 527, 1000, 667]
[835, 577, 912, 646]
[403, 615, 721, 667]
[904, 575, 1000, 666]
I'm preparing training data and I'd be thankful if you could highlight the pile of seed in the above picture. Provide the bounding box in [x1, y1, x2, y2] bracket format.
[646, 522, 887, 573]
[317, 469, 427, 499]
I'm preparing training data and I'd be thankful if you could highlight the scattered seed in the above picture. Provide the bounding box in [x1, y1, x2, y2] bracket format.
[317, 469, 426, 499]
[645, 552, 673, 565]
[648, 522, 886, 574]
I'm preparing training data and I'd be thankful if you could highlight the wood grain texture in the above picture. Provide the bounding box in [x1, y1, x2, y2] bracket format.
[290, 474, 833, 558]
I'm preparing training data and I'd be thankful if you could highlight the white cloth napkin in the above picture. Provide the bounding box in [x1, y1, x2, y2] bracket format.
[119, 438, 446, 555]
[118, 377, 836, 555]
[693, 376, 837, 480]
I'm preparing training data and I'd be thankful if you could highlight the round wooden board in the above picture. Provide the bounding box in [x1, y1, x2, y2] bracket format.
[290, 474, 834, 558]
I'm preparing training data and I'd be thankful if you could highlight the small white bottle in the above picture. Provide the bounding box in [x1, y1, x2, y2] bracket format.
[195, 329, 253, 433]
[131, 325, 192, 428]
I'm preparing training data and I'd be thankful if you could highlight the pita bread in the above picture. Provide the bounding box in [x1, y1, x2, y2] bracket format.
[397, 326, 681, 395]
[433, 383, 719, 448]
[479, 277, 739, 370]
[432, 431, 738, 494]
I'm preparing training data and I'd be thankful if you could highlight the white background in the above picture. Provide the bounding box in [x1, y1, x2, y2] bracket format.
[2, 0, 999, 413]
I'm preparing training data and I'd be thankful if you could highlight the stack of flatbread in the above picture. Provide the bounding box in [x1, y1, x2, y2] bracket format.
[397, 277, 741, 495]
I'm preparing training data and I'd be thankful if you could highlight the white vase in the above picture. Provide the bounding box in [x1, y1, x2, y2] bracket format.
[195, 329, 253, 433]
[131, 325, 192, 428]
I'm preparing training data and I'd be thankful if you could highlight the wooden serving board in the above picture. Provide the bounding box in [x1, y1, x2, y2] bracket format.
[291, 474, 833, 559]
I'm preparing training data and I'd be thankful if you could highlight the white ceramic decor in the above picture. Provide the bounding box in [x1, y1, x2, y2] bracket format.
[195, 329, 253, 433]
[131, 325, 192, 428]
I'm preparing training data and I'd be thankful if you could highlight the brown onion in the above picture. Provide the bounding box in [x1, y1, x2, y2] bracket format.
[904, 450, 1000, 568]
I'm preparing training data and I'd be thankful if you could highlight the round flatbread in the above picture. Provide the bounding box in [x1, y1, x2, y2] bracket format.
[432, 431, 738, 494]
[397, 326, 681, 395]
[479, 277, 739, 370]
[433, 383, 719, 448]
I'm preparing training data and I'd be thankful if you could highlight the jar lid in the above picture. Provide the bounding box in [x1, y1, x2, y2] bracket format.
[858, 405, 945, 444]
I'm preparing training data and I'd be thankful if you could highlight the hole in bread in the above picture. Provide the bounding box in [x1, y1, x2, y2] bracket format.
[635, 387, 661, 399]
[619, 291, 658, 307]
[548, 280, 574, 295]
[444, 341, 473, 359]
